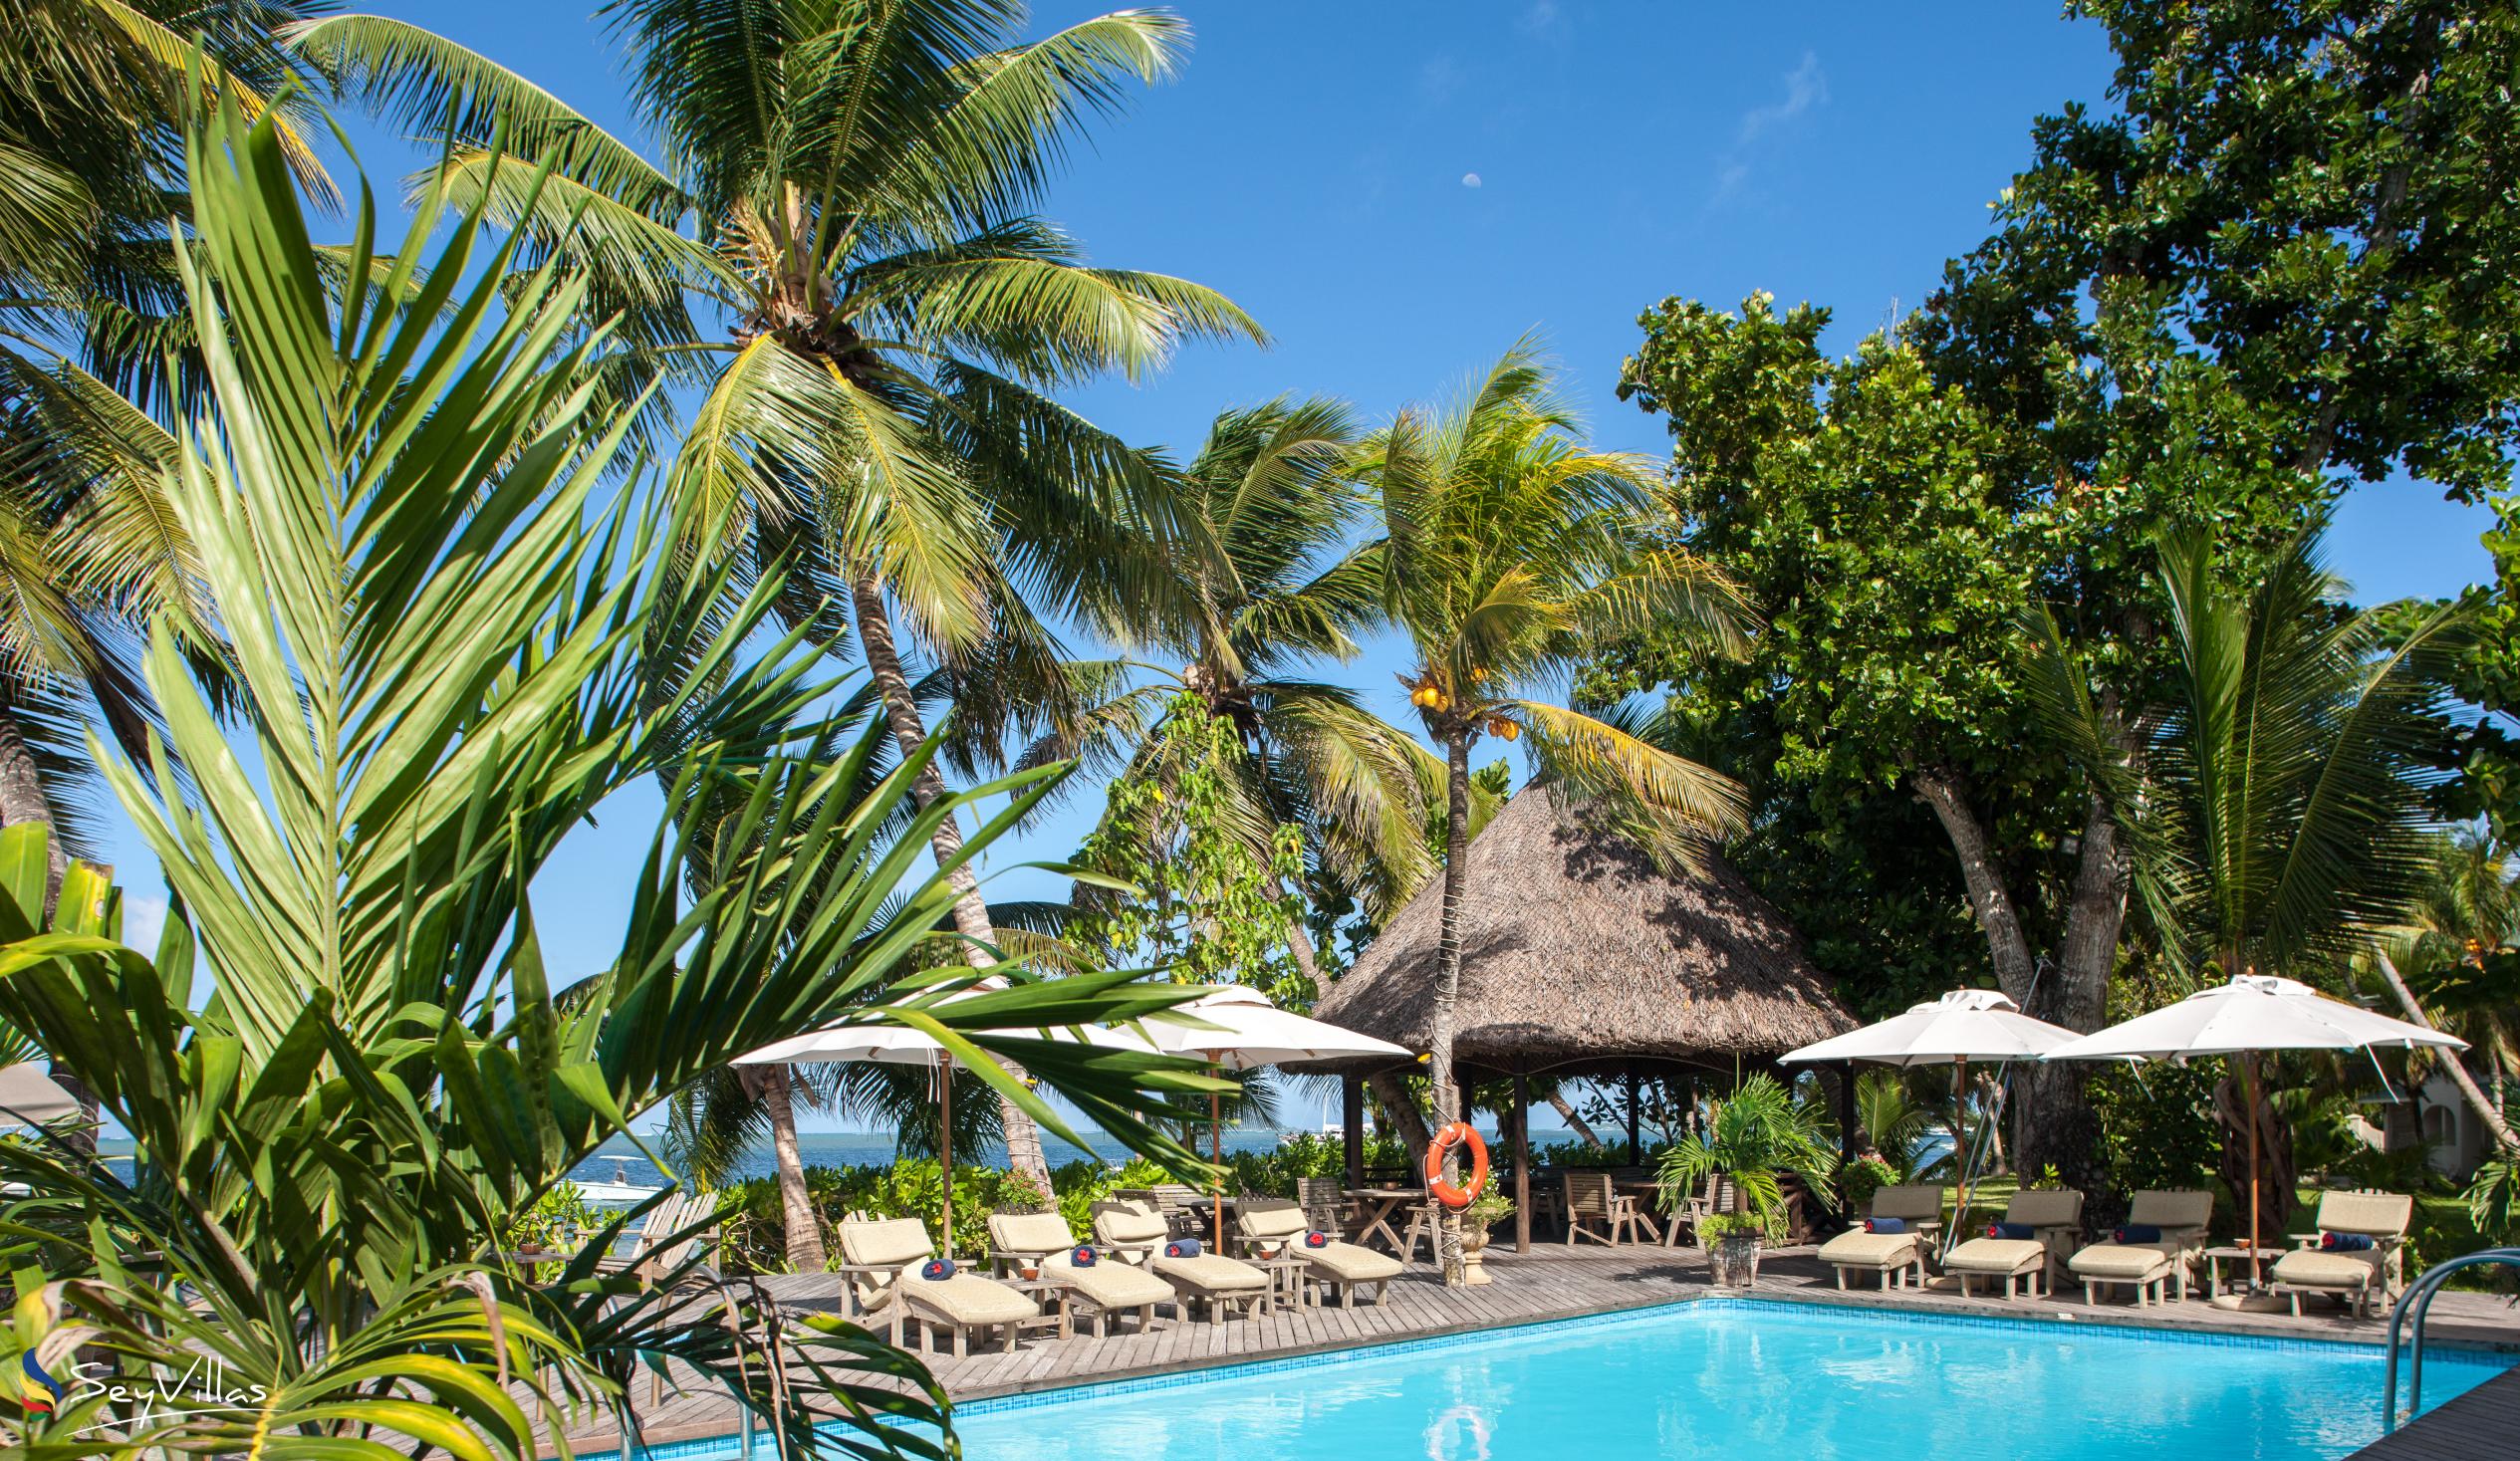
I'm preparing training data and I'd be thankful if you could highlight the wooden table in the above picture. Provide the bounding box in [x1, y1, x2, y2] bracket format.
[1614, 1182, 1670, 1244]
[1343, 1187, 1426, 1256]
[1254, 1254, 1313, 1310]
[2202, 1243, 2286, 1299]
[999, 1276, 1072, 1341]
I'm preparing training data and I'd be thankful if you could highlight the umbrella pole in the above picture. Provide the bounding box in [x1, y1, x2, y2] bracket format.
[1211, 1070, 1225, 1253]
[2243, 1051, 2261, 1289]
[939, 1057, 954, 1257]
[1949, 1057, 1970, 1244]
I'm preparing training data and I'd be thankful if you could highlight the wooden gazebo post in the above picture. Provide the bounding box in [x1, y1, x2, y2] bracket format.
[1624, 1062, 1641, 1164]
[1512, 1065, 1532, 1253]
[1835, 1060, 1859, 1215]
[1341, 1074, 1365, 1189]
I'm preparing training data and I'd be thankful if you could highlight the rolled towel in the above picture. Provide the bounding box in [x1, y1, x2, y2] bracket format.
[2320, 1232, 2376, 1252]
[1164, 1237, 1202, 1258]
[2114, 1224, 2161, 1244]
[1304, 1230, 1332, 1249]
[1070, 1245, 1098, 1268]
[1986, 1221, 2036, 1240]
[918, 1257, 957, 1280]
[1863, 1217, 1907, 1235]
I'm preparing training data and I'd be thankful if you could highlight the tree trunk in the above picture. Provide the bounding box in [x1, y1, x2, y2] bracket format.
[2213, 1060, 2297, 1249]
[1366, 1070, 1432, 1171]
[1429, 731, 1472, 1286]
[759, 1064, 827, 1270]
[2375, 950, 2520, 1156]
[0, 687, 93, 1152]
[1547, 1093, 1608, 1149]
[1913, 764, 2124, 1195]
[851, 578, 1053, 1188]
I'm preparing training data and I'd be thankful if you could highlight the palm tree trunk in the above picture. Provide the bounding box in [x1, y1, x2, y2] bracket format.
[850, 577, 1053, 1188]
[2375, 950, 2520, 1156]
[1548, 1093, 1608, 1149]
[0, 685, 93, 1152]
[1429, 731, 1472, 1286]
[750, 1064, 826, 1269]
[1366, 1071, 1432, 1170]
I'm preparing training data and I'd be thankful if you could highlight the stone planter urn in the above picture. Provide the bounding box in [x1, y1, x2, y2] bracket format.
[1709, 1231, 1763, 1288]
[1459, 1231, 1493, 1286]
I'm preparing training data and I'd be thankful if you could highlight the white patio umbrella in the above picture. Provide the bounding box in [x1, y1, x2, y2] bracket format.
[737, 1018, 999, 1250]
[1783, 989, 2081, 1236]
[2042, 973, 2466, 1304]
[0, 1064, 79, 1126]
[1134, 985, 1412, 1250]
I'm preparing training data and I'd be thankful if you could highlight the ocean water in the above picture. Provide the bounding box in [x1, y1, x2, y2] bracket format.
[950, 1298, 2510, 1461]
[563, 1126, 1324, 1189]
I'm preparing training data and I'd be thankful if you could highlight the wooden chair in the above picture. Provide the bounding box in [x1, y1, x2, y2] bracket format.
[1563, 1172, 1648, 1247]
[1115, 1183, 1206, 1238]
[1295, 1176, 1353, 1236]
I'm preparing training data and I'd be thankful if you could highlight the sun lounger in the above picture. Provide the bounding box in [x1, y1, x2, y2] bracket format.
[2067, 1189, 2213, 1307]
[1235, 1196, 1403, 1308]
[2268, 1188, 2412, 1319]
[989, 1211, 1171, 1336]
[1941, 1188, 2085, 1300]
[836, 1216, 1042, 1357]
[1093, 1198, 1269, 1322]
[1814, 1184, 1945, 1291]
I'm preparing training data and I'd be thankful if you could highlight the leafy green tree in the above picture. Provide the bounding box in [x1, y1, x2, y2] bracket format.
[1071, 692, 1311, 1005]
[1359, 341, 1755, 1284]
[0, 104, 1217, 1455]
[295, 0, 1264, 1186]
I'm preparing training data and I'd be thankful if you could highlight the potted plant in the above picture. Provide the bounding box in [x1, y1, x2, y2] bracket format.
[1457, 1193, 1515, 1285]
[1657, 1073, 1834, 1288]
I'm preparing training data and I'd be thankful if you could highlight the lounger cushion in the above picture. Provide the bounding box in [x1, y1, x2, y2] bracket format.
[1944, 1238, 2047, 1275]
[1153, 1254, 1268, 1293]
[1237, 1198, 1309, 1242]
[1043, 1250, 1173, 1309]
[1094, 1204, 1169, 1246]
[902, 1271, 1040, 1327]
[2269, 1249, 2385, 1290]
[2068, 1244, 2173, 1282]
[989, 1212, 1075, 1256]
[1300, 1241, 1402, 1284]
[2123, 1189, 2214, 1232]
[1816, 1231, 1917, 1268]
[1867, 1185, 1947, 1225]
[841, 1217, 935, 1268]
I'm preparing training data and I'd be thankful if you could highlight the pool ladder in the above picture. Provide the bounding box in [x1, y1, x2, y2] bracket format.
[2382, 1245, 2520, 1433]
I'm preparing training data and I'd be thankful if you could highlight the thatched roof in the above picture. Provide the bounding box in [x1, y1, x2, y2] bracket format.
[1307, 786, 1855, 1073]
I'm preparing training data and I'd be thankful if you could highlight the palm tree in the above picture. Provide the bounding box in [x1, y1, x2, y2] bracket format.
[1031, 397, 1448, 981]
[2366, 829, 2520, 1156]
[1357, 342, 1757, 1283]
[2067, 520, 2470, 1237]
[295, 0, 1264, 1184]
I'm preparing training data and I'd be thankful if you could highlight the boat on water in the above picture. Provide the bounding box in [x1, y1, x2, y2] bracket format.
[573, 1156, 664, 1205]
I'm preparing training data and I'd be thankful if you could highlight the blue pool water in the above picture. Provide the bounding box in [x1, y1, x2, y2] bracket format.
[948, 1299, 2511, 1461]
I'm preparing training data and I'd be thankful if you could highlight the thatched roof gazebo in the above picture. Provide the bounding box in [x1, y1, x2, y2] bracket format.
[1304, 785, 1858, 1249]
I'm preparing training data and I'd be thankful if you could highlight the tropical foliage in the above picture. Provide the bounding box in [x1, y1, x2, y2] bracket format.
[1655, 1073, 1836, 1241]
[0, 99, 1219, 1457]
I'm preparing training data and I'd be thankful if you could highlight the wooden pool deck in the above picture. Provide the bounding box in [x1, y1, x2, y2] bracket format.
[562, 1241, 2520, 1459]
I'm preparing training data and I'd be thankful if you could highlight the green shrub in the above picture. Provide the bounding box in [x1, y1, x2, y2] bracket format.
[1838, 1154, 1897, 1213]
[2090, 1062, 2219, 1196]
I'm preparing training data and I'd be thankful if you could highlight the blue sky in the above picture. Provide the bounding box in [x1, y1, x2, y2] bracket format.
[95, 4, 2503, 1129]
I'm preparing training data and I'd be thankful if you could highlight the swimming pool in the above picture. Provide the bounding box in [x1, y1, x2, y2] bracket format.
[948, 1298, 2511, 1461]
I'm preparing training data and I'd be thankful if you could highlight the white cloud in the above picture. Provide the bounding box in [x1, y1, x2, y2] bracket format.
[1712, 51, 1829, 206]
[1417, 55, 1463, 107]
[1461, 172, 1483, 188]
[1518, 1, 1562, 35]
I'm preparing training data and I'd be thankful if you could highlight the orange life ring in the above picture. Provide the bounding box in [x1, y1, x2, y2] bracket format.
[1423, 1121, 1490, 1209]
